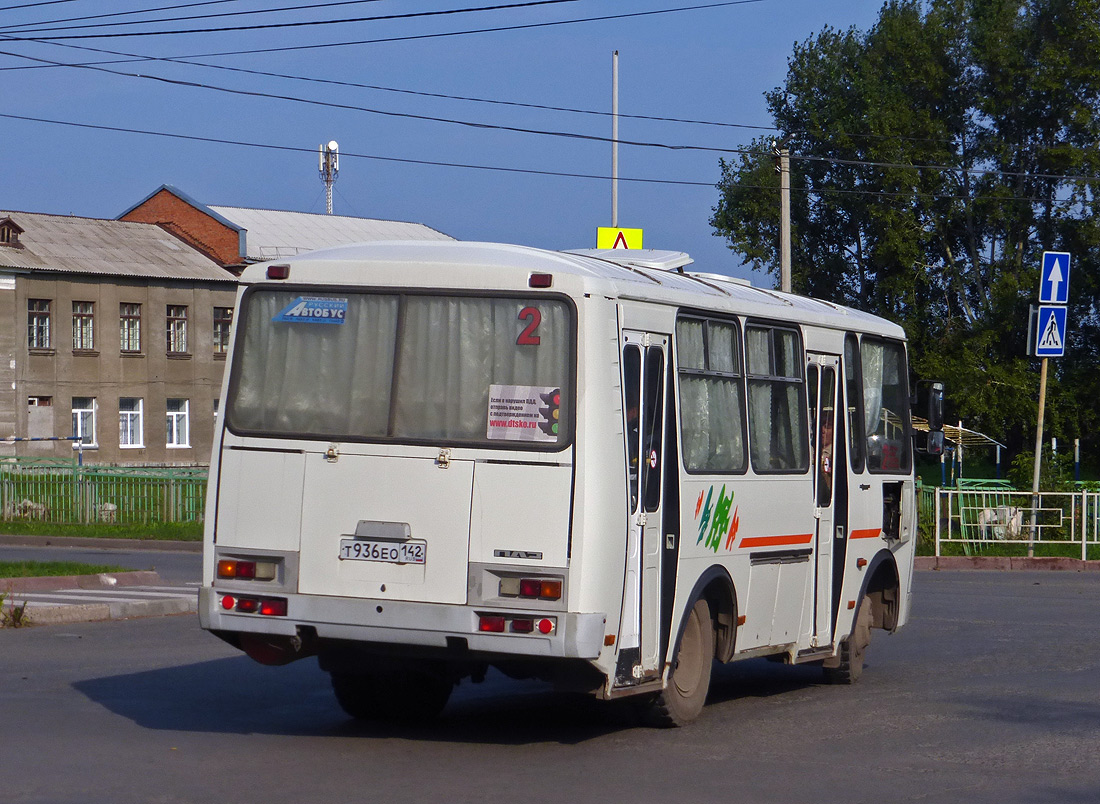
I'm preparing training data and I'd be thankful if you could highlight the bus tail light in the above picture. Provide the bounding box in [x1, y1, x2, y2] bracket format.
[479, 615, 506, 632]
[267, 264, 290, 280]
[218, 595, 287, 616]
[499, 577, 562, 601]
[217, 559, 277, 581]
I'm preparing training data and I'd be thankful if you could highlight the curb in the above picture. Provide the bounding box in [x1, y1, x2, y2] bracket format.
[26, 596, 197, 626]
[916, 556, 1100, 572]
[0, 534, 201, 553]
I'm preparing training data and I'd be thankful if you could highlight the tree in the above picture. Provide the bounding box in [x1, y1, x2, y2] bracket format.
[712, 0, 1100, 463]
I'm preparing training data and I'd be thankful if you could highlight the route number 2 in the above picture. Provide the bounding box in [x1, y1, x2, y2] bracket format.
[517, 307, 541, 345]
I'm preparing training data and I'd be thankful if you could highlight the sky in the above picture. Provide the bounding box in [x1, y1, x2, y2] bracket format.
[1, 0, 884, 283]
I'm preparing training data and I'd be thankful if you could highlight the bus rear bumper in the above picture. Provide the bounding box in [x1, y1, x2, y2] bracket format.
[199, 586, 606, 660]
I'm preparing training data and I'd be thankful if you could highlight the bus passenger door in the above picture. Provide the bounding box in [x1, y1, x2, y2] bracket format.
[807, 353, 839, 646]
[619, 332, 667, 680]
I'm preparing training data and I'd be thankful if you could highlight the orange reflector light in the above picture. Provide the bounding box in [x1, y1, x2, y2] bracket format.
[528, 272, 553, 288]
[479, 615, 506, 632]
[267, 264, 290, 280]
[260, 598, 287, 617]
[217, 560, 238, 579]
[847, 600, 856, 610]
[856, 558, 868, 569]
[540, 580, 562, 600]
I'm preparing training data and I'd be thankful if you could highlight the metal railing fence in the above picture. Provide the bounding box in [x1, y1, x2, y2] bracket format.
[924, 485, 1099, 559]
[0, 459, 207, 525]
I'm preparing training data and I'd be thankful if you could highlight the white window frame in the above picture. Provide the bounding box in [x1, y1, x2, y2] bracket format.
[73, 301, 95, 351]
[28, 298, 51, 349]
[119, 397, 144, 448]
[72, 397, 97, 447]
[120, 303, 142, 352]
[166, 398, 190, 448]
[167, 305, 188, 354]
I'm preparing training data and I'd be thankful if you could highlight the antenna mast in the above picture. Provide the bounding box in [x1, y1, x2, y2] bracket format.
[318, 140, 339, 215]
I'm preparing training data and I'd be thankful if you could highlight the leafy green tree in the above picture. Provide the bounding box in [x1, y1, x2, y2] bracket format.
[712, 0, 1100, 465]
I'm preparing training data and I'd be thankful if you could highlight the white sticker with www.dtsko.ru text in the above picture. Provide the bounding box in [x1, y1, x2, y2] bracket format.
[273, 296, 348, 324]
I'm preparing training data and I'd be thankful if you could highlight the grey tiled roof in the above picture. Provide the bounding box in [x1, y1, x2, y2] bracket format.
[0, 211, 233, 282]
[207, 206, 453, 262]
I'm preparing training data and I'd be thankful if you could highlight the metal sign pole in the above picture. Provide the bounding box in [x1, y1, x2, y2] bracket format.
[1029, 357, 1049, 558]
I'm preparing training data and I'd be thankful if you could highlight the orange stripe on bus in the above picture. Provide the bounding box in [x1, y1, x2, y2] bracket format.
[850, 528, 882, 540]
[739, 533, 814, 549]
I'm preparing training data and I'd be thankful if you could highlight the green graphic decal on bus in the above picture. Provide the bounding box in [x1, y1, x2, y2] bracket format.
[694, 485, 740, 553]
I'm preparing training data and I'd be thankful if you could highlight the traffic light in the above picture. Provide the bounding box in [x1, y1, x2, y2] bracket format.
[538, 389, 560, 437]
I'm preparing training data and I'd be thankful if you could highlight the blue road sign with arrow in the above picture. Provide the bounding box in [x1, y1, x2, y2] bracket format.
[1035, 305, 1067, 357]
[1039, 251, 1071, 304]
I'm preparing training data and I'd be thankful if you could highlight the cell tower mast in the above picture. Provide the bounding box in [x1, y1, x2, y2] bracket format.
[318, 140, 339, 215]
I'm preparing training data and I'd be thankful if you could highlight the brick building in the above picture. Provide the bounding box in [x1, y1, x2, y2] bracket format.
[119, 185, 453, 271]
[0, 211, 236, 464]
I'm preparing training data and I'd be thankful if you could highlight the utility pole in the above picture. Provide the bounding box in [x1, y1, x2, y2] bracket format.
[1028, 357, 1048, 558]
[612, 51, 619, 229]
[319, 140, 339, 215]
[773, 141, 791, 292]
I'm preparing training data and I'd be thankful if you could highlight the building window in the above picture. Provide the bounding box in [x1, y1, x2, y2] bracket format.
[119, 398, 144, 448]
[28, 396, 52, 407]
[28, 299, 51, 349]
[73, 301, 95, 351]
[167, 305, 188, 354]
[213, 306, 233, 354]
[166, 398, 190, 447]
[120, 303, 141, 352]
[72, 397, 97, 447]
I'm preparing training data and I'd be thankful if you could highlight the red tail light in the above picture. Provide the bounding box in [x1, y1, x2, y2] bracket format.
[267, 264, 290, 280]
[479, 615, 506, 632]
[260, 598, 288, 617]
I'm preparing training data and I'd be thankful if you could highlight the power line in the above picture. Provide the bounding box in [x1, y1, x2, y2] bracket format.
[0, 37, 783, 134]
[0, 1, 243, 32]
[0, 110, 1085, 206]
[0, 47, 762, 156]
[0, 111, 715, 187]
[0, 0, 81, 11]
[1, 0, 589, 39]
[0, 0, 766, 46]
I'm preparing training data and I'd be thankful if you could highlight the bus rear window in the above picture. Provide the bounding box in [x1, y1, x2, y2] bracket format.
[226, 289, 573, 448]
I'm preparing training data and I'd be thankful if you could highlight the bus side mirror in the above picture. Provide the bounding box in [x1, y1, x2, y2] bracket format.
[927, 382, 944, 432]
[925, 430, 944, 456]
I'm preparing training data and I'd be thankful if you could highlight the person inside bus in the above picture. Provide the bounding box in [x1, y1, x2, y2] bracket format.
[819, 413, 834, 503]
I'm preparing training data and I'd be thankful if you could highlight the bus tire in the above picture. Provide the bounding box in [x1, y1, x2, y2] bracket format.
[824, 596, 872, 685]
[648, 598, 715, 727]
[330, 667, 453, 721]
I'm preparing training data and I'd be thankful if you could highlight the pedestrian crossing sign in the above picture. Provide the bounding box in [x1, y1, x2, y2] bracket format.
[597, 227, 643, 250]
[1035, 305, 1067, 357]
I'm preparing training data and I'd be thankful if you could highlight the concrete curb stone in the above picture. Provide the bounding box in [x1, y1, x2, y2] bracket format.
[916, 555, 1100, 571]
[0, 534, 201, 553]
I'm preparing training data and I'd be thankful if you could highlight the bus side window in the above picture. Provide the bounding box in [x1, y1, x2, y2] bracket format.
[623, 345, 642, 512]
[746, 324, 808, 473]
[844, 333, 865, 473]
[642, 347, 664, 512]
[860, 338, 912, 473]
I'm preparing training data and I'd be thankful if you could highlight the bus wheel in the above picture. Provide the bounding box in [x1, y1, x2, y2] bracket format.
[330, 667, 453, 721]
[824, 596, 872, 685]
[648, 598, 715, 727]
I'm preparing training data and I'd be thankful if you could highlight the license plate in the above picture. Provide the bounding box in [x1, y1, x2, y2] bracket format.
[338, 538, 426, 565]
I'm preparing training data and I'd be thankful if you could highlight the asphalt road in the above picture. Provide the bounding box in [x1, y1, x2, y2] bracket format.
[2, 570, 1099, 804]
[0, 544, 200, 585]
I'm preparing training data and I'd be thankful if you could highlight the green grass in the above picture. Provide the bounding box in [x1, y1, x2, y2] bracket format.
[0, 560, 132, 578]
[0, 520, 202, 541]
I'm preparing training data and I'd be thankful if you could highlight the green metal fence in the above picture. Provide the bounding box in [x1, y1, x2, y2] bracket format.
[0, 459, 207, 524]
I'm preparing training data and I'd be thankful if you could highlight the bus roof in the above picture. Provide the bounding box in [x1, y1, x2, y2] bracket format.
[243, 240, 906, 340]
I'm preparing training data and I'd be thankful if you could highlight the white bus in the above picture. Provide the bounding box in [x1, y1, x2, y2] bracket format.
[199, 241, 940, 726]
